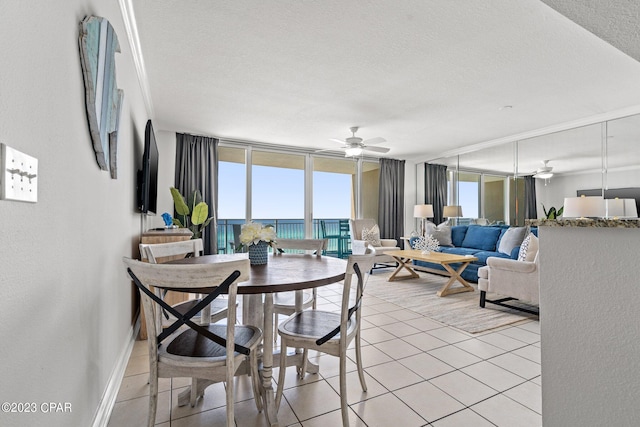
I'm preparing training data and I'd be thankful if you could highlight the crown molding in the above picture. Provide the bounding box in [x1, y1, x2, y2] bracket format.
[118, 0, 154, 119]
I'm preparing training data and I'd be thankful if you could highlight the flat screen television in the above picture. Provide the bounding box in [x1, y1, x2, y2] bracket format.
[137, 120, 159, 215]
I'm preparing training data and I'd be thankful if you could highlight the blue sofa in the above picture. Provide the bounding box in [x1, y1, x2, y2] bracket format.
[410, 225, 537, 283]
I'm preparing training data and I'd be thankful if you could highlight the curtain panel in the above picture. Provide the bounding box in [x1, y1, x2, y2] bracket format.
[378, 158, 405, 243]
[424, 163, 448, 224]
[524, 175, 538, 220]
[175, 133, 219, 254]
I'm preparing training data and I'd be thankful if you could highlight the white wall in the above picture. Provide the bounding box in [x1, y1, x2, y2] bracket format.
[539, 225, 640, 425]
[0, 1, 148, 426]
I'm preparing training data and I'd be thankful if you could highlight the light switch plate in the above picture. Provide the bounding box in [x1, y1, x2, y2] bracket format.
[1, 143, 38, 203]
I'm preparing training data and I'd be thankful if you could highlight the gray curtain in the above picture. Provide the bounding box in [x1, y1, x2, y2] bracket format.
[425, 163, 448, 224]
[524, 175, 538, 219]
[378, 158, 405, 243]
[175, 133, 218, 254]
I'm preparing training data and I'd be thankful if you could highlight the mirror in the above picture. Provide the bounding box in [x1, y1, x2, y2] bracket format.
[423, 112, 640, 223]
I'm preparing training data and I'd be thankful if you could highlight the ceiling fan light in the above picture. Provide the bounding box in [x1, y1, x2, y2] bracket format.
[345, 147, 363, 157]
[534, 171, 553, 179]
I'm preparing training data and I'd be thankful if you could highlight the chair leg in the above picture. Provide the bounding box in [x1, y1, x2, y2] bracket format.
[299, 349, 309, 379]
[480, 290, 486, 308]
[250, 353, 263, 413]
[226, 366, 234, 427]
[275, 339, 288, 409]
[355, 331, 367, 392]
[274, 313, 278, 344]
[339, 353, 350, 427]
[190, 377, 198, 407]
[148, 372, 158, 427]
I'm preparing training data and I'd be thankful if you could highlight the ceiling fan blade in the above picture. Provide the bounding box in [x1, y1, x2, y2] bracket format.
[329, 138, 347, 144]
[315, 146, 347, 153]
[363, 146, 390, 153]
[362, 137, 386, 145]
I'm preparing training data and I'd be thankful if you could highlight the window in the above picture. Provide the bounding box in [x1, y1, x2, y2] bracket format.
[217, 143, 380, 254]
[484, 175, 507, 224]
[218, 147, 246, 253]
[457, 172, 480, 223]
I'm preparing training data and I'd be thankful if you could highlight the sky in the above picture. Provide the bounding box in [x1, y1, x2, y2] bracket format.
[459, 181, 479, 218]
[218, 162, 351, 219]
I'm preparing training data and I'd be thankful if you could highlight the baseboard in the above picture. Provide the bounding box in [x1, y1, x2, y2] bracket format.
[91, 315, 140, 427]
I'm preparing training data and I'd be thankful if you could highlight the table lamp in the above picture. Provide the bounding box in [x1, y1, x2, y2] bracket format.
[414, 204, 434, 236]
[605, 198, 638, 219]
[443, 205, 463, 225]
[562, 195, 605, 219]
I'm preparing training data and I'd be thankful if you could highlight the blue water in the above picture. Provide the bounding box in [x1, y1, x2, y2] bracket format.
[216, 218, 346, 254]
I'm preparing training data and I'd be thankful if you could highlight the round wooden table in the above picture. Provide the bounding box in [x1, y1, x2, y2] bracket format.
[168, 253, 347, 426]
[169, 252, 347, 293]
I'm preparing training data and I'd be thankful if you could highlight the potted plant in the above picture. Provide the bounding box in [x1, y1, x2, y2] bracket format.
[542, 204, 564, 219]
[239, 221, 277, 265]
[169, 187, 213, 239]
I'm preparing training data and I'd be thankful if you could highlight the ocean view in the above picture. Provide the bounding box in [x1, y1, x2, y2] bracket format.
[216, 218, 348, 255]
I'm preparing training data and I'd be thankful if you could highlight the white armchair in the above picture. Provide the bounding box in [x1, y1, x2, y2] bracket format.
[349, 218, 400, 265]
[477, 253, 539, 315]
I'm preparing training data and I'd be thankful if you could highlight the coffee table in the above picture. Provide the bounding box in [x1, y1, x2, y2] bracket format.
[388, 249, 478, 297]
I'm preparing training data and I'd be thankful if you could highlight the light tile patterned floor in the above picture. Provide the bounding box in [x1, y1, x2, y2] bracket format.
[108, 270, 541, 426]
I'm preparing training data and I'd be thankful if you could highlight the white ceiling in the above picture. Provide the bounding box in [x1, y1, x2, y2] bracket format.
[130, 0, 640, 166]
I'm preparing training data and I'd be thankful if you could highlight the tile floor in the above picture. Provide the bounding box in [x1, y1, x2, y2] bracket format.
[108, 270, 541, 427]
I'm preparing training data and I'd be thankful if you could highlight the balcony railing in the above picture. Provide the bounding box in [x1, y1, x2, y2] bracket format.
[217, 218, 350, 258]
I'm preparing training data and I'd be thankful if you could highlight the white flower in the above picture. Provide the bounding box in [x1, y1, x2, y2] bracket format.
[239, 221, 277, 246]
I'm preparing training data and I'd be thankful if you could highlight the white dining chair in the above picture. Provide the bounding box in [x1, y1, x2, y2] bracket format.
[275, 252, 375, 427]
[139, 239, 232, 328]
[271, 239, 327, 342]
[123, 257, 263, 427]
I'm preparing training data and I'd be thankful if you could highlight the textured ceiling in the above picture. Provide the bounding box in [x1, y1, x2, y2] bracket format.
[541, 0, 640, 62]
[130, 0, 640, 164]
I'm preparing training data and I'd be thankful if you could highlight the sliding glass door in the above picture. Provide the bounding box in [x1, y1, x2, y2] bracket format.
[251, 150, 305, 239]
[218, 143, 380, 255]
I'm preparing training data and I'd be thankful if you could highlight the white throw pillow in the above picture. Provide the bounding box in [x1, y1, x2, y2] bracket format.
[430, 223, 453, 247]
[425, 221, 436, 237]
[517, 233, 539, 262]
[498, 226, 528, 255]
[361, 224, 381, 247]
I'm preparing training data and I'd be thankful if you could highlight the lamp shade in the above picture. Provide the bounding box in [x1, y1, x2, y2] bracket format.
[443, 205, 463, 218]
[413, 204, 434, 218]
[606, 198, 638, 218]
[563, 196, 605, 218]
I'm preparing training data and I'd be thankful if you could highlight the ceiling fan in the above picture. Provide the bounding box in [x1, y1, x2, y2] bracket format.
[324, 127, 390, 157]
[533, 160, 554, 180]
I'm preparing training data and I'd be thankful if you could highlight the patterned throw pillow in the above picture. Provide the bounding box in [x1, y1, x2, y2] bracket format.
[361, 224, 381, 247]
[517, 234, 530, 261]
[517, 233, 539, 262]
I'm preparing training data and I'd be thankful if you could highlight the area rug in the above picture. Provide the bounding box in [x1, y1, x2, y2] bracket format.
[365, 270, 538, 334]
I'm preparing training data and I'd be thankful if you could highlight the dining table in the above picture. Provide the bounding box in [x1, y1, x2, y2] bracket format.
[167, 252, 347, 426]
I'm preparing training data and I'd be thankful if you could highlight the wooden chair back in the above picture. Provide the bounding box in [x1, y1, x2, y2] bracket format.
[122, 257, 250, 363]
[139, 238, 203, 264]
[272, 238, 326, 256]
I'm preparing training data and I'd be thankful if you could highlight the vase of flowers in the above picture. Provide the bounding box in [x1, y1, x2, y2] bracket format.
[240, 222, 277, 265]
